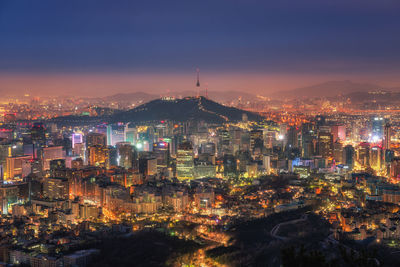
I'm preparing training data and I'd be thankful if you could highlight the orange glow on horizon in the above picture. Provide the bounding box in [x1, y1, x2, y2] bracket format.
[1, 72, 399, 98]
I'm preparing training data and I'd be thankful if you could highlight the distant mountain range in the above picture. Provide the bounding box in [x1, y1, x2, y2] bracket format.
[111, 96, 262, 124]
[270, 80, 400, 99]
[103, 92, 157, 103]
[341, 91, 400, 103]
[97, 80, 400, 102]
[97, 90, 259, 104]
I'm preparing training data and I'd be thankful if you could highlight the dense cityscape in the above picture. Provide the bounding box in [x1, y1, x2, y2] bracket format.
[2, 0, 400, 266]
[0, 89, 399, 266]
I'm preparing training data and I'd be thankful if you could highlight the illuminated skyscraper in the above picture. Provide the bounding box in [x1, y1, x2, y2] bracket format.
[218, 129, 231, 153]
[116, 142, 133, 169]
[263, 130, 275, 149]
[176, 141, 194, 180]
[357, 142, 370, 167]
[125, 126, 138, 145]
[44, 177, 69, 200]
[0, 144, 12, 175]
[31, 122, 46, 146]
[370, 146, 382, 172]
[139, 157, 157, 176]
[330, 125, 346, 142]
[286, 126, 299, 149]
[301, 123, 316, 158]
[72, 143, 86, 162]
[200, 143, 216, 155]
[153, 141, 170, 169]
[315, 115, 326, 126]
[390, 158, 400, 179]
[343, 145, 355, 169]
[88, 145, 109, 168]
[41, 146, 64, 171]
[86, 132, 106, 147]
[250, 130, 263, 152]
[333, 141, 343, 164]
[316, 132, 333, 158]
[223, 154, 237, 178]
[5, 155, 32, 181]
[262, 154, 271, 174]
[372, 117, 384, 141]
[71, 132, 83, 148]
[107, 123, 126, 146]
[384, 123, 392, 150]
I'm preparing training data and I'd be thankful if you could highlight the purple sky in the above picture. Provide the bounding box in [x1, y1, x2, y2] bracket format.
[1, 0, 400, 96]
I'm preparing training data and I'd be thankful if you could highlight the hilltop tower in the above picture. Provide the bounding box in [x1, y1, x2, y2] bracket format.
[196, 68, 200, 97]
[196, 68, 200, 87]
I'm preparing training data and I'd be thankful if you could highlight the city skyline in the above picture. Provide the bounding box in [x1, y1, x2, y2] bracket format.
[2, 1, 400, 266]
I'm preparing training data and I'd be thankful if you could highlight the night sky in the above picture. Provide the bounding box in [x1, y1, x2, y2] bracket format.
[1, 0, 400, 96]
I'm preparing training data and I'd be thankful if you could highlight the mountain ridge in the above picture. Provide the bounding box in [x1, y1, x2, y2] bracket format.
[270, 80, 400, 99]
[110, 96, 262, 124]
[98, 90, 259, 104]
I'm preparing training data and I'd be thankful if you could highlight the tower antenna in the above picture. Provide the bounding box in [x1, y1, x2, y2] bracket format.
[196, 68, 200, 97]
[196, 68, 200, 87]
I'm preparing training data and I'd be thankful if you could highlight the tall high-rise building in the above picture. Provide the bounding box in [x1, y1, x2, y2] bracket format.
[250, 130, 263, 152]
[72, 143, 86, 162]
[200, 143, 216, 155]
[263, 130, 275, 149]
[22, 158, 41, 178]
[316, 132, 333, 158]
[223, 154, 237, 177]
[176, 142, 194, 180]
[384, 123, 392, 150]
[372, 117, 384, 141]
[31, 123, 46, 146]
[357, 142, 370, 167]
[262, 154, 271, 174]
[125, 126, 138, 145]
[301, 123, 316, 158]
[41, 146, 64, 171]
[107, 124, 126, 146]
[116, 142, 133, 169]
[286, 127, 299, 149]
[330, 125, 346, 142]
[71, 132, 83, 148]
[0, 144, 12, 175]
[86, 132, 106, 147]
[390, 158, 400, 179]
[218, 129, 231, 153]
[333, 141, 343, 164]
[138, 157, 157, 176]
[343, 145, 355, 169]
[153, 141, 170, 169]
[44, 177, 69, 200]
[315, 115, 326, 126]
[385, 149, 394, 164]
[88, 145, 109, 168]
[370, 146, 382, 172]
[5, 155, 32, 181]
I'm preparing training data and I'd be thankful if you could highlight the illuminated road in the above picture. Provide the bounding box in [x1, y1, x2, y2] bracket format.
[198, 97, 229, 122]
[270, 214, 308, 241]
